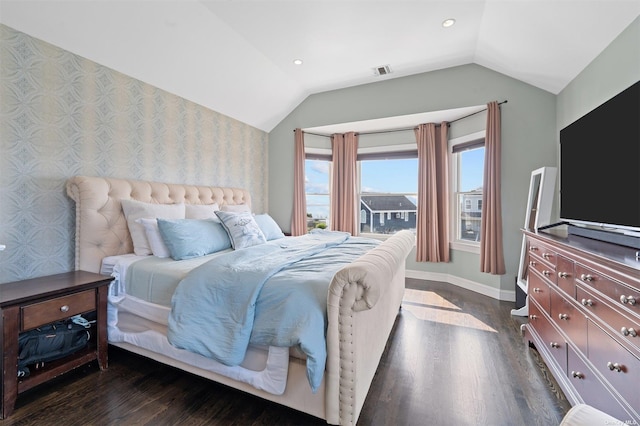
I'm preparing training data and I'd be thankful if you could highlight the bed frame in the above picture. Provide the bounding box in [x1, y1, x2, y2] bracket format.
[66, 175, 414, 426]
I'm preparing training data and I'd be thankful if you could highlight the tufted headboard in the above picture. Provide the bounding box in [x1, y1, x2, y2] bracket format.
[66, 176, 251, 274]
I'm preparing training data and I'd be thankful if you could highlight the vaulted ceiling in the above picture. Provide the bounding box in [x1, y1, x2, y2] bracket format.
[1, 1, 639, 132]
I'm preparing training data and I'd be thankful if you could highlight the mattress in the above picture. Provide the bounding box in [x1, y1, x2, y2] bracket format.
[102, 253, 292, 395]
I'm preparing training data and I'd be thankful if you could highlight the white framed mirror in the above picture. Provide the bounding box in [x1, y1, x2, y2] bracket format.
[511, 166, 557, 317]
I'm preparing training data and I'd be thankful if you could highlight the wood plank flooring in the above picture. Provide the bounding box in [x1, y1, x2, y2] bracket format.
[3, 279, 571, 425]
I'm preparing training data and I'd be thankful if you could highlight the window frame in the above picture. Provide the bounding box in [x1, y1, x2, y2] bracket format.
[449, 130, 485, 254]
[304, 147, 332, 232]
[357, 144, 418, 239]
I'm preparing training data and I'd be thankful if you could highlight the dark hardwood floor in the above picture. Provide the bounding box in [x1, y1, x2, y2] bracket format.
[3, 279, 571, 426]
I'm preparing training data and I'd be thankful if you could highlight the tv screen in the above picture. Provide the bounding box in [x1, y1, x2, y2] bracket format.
[560, 80, 640, 233]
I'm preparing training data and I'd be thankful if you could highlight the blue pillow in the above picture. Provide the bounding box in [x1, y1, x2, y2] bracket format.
[254, 214, 285, 241]
[215, 210, 267, 249]
[156, 218, 231, 260]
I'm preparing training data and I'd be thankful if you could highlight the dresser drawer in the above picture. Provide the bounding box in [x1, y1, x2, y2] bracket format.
[528, 240, 557, 270]
[529, 299, 567, 372]
[529, 271, 551, 314]
[587, 320, 640, 412]
[529, 257, 557, 285]
[567, 345, 635, 422]
[21, 290, 95, 331]
[550, 286, 587, 354]
[575, 264, 640, 318]
[556, 255, 575, 297]
[577, 285, 640, 355]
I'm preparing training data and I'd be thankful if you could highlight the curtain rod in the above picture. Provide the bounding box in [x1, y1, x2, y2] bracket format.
[296, 100, 508, 138]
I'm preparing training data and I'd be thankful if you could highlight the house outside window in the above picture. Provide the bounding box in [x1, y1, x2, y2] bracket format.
[451, 131, 485, 248]
[359, 157, 418, 236]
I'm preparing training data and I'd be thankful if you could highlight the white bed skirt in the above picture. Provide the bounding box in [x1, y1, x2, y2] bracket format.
[107, 294, 292, 395]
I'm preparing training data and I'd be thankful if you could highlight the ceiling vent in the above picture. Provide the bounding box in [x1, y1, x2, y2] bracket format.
[373, 65, 392, 76]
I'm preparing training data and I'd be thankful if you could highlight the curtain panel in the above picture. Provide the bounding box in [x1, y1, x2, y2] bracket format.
[291, 128, 307, 236]
[415, 122, 450, 262]
[480, 101, 506, 274]
[330, 132, 358, 235]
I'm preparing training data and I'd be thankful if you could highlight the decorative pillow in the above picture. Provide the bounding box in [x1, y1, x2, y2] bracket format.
[221, 204, 251, 213]
[156, 218, 232, 261]
[121, 199, 185, 256]
[215, 210, 266, 249]
[185, 203, 220, 220]
[254, 214, 285, 241]
[136, 218, 171, 258]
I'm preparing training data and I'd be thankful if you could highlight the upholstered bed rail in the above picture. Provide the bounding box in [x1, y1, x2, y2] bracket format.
[325, 230, 415, 425]
[66, 176, 251, 274]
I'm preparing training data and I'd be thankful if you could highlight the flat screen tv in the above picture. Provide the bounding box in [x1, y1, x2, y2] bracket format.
[559, 80, 640, 236]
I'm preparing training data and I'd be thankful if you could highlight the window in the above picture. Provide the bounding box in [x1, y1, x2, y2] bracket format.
[451, 132, 485, 246]
[359, 158, 418, 236]
[305, 158, 331, 232]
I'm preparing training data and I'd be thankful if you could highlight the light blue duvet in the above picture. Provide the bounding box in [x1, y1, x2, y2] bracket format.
[167, 230, 380, 392]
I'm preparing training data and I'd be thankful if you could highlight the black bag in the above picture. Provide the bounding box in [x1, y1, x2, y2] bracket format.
[18, 318, 91, 376]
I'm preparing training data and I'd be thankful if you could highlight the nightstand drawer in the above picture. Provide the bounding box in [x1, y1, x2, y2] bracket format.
[21, 290, 95, 331]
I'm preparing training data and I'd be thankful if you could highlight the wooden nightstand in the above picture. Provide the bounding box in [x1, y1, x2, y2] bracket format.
[0, 271, 113, 419]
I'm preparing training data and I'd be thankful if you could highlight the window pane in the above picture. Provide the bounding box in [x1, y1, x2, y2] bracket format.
[360, 158, 417, 235]
[459, 148, 484, 192]
[454, 146, 484, 243]
[305, 159, 330, 231]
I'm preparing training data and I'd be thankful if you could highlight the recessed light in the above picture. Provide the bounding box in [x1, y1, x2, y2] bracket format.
[293, 59, 303, 65]
[442, 18, 456, 28]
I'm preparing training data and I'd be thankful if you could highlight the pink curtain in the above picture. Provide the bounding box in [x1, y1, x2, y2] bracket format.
[415, 122, 450, 262]
[330, 132, 358, 235]
[291, 128, 307, 236]
[480, 102, 506, 274]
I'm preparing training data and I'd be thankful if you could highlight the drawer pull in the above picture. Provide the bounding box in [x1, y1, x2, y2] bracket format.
[580, 274, 594, 282]
[530, 246, 538, 251]
[529, 261, 537, 267]
[60, 305, 70, 313]
[607, 362, 623, 372]
[571, 371, 584, 379]
[558, 271, 569, 279]
[620, 295, 636, 306]
[581, 298, 593, 307]
[621, 327, 637, 337]
[558, 313, 569, 320]
[533, 287, 542, 293]
[542, 253, 551, 260]
[543, 270, 551, 277]
[529, 314, 538, 320]
[550, 342, 560, 349]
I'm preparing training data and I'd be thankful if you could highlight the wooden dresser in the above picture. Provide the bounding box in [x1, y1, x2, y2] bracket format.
[523, 227, 640, 423]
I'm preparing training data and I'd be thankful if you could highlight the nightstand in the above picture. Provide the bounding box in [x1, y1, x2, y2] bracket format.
[0, 271, 113, 419]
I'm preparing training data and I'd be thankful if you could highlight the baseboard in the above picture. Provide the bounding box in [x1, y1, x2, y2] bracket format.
[405, 269, 516, 302]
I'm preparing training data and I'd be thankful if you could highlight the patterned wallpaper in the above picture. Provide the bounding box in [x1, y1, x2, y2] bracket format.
[0, 25, 269, 283]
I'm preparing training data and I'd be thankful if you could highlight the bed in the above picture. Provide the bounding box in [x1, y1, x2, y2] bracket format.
[66, 175, 414, 426]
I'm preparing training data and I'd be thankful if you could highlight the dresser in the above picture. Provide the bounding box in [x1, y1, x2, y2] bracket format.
[523, 227, 640, 422]
[0, 271, 113, 419]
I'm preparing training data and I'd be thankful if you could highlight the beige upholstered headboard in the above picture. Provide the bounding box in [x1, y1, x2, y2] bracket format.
[66, 176, 251, 274]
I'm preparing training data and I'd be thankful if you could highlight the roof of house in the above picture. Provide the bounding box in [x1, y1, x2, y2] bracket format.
[361, 195, 416, 212]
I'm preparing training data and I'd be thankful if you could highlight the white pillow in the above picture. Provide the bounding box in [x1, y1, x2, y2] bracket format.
[121, 199, 185, 255]
[136, 218, 171, 258]
[221, 204, 251, 213]
[215, 210, 266, 249]
[185, 203, 220, 220]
